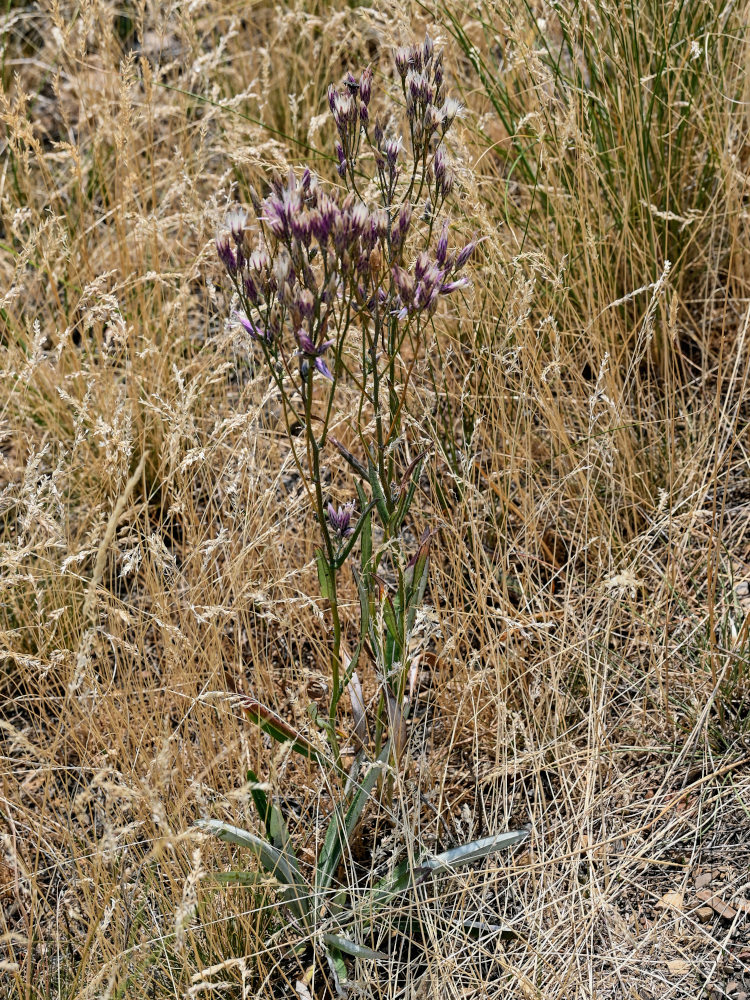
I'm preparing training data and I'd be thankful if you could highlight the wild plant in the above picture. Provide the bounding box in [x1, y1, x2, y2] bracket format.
[198, 34, 526, 992]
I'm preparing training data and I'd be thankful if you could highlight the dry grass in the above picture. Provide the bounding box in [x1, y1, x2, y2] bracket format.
[1, 0, 750, 997]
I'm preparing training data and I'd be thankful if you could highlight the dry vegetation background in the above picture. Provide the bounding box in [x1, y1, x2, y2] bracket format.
[1, 0, 750, 997]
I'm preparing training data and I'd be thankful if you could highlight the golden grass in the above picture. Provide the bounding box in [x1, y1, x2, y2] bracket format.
[1, 0, 749, 997]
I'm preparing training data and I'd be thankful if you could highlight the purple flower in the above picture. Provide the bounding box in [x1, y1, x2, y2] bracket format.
[440, 276, 470, 294]
[296, 330, 335, 380]
[454, 237, 486, 269]
[414, 251, 430, 282]
[359, 67, 372, 106]
[233, 311, 269, 341]
[384, 137, 402, 167]
[327, 501, 355, 538]
[225, 208, 247, 245]
[440, 97, 463, 133]
[335, 142, 347, 178]
[394, 46, 410, 79]
[433, 145, 447, 182]
[216, 234, 237, 274]
[436, 221, 449, 265]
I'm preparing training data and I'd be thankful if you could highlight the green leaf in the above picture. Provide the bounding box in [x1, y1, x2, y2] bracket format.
[353, 567, 370, 638]
[315, 743, 390, 907]
[195, 819, 310, 923]
[315, 547, 335, 601]
[322, 933, 387, 962]
[324, 943, 348, 995]
[360, 506, 372, 571]
[423, 831, 528, 871]
[335, 500, 377, 568]
[366, 456, 390, 525]
[382, 594, 403, 652]
[369, 831, 528, 909]
[246, 768, 290, 851]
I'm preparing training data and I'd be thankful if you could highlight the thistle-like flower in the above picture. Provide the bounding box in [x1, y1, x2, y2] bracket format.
[296, 330, 335, 380]
[225, 208, 248, 245]
[327, 501, 355, 538]
[234, 311, 270, 342]
[216, 234, 237, 275]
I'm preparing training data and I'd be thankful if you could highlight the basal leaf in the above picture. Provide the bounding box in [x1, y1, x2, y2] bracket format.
[322, 933, 387, 962]
[195, 819, 310, 923]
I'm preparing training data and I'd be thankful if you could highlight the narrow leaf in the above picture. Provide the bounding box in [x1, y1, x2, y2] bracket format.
[195, 819, 310, 922]
[316, 743, 390, 904]
[322, 933, 387, 962]
[324, 943, 348, 996]
[315, 548, 335, 601]
[423, 831, 528, 871]
[366, 456, 389, 525]
[239, 696, 326, 763]
[330, 436, 368, 479]
[384, 684, 407, 760]
[382, 594, 403, 652]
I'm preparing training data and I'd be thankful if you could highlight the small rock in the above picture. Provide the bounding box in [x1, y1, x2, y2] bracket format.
[697, 906, 714, 923]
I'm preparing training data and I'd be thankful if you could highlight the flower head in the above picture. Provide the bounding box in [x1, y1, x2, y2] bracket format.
[225, 208, 248, 245]
[233, 311, 270, 342]
[216, 233, 237, 275]
[327, 501, 355, 538]
[296, 330, 335, 380]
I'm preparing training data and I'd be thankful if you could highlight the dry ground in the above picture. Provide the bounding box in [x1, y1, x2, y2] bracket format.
[1, 1, 750, 998]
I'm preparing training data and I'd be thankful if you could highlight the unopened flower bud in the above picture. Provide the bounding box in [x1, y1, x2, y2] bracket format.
[335, 142, 347, 178]
[455, 239, 483, 269]
[433, 145, 447, 182]
[398, 201, 412, 235]
[243, 274, 259, 304]
[298, 288, 314, 318]
[216, 234, 237, 274]
[359, 67, 372, 106]
[436, 221, 449, 265]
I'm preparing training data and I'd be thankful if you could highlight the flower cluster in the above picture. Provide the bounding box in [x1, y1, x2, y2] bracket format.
[391, 229, 480, 319]
[329, 68, 373, 177]
[214, 33, 480, 399]
[395, 35, 462, 160]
